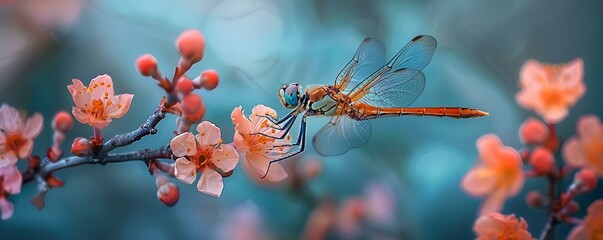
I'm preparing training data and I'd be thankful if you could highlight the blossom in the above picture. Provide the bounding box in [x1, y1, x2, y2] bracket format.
[231, 105, 290, 182]
[516, 58, 585, 123]
[169, 121, 239, 197]
[0, 104, 43, 168]
[563, 115, 603, 177]
[473, 212, 534, 240]
[216, 201, 270, 240]
[0, 165, 22, 220]
[462, 134, 524, 215]
[568, 200, 603, 240]
[67, 74, 133, 129]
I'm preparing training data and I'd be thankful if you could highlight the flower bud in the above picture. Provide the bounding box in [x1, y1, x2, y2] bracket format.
[71, 137, 91, 157]
[155, 175, 169, 188]
[157, 182, 179, 207]
[196, 69, 219, 90]
[529, 147, 554, 175]
[136, 54, 160, 78]
[573, 169, 597, 192]
[526, 191, 544, 208]
[176, 77, 194, 95]
[176, 30, 205, 63]
[564, 201, 580, 215]
[181, 93, 205, 124]
[519, 117, 548, 145]
[46, 175, 64, 188]
[52, 111, 73, 133]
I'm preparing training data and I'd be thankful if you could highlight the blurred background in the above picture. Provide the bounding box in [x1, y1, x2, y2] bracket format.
[1, 0, 602, 239]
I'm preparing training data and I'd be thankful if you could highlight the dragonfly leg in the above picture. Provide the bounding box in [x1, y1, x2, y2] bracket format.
[260, 116, 307, 179]
[258, 114, 297, 139]
[261, 110, 295, 125]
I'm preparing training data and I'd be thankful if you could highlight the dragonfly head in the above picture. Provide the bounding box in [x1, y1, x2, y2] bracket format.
[278, 83, 302, 109]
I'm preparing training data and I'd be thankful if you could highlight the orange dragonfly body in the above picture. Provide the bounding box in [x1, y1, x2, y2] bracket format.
[260, 35, 488, 176]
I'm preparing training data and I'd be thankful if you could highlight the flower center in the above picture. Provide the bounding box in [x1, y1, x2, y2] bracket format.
[5, 134, 25, 153]
[539, 87, 565, 109]
[89, 99, 107, 119]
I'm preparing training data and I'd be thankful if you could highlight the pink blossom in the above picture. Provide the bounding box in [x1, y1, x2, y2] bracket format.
[67, 74, 133, 129]
[563, 115, 603, 177]
[568, 200, 603, 240]
[0, 104, 43, 168]
[518, 118, 548, 145]
[169, 121, 239, 197]
[473, 212, 534, 240]
[516, 59, 585, 123]
[462, 134, 524, 215]
[0, 165, 22, 220]
[217, 202, 270, 240]
[231, 105, 290, 182]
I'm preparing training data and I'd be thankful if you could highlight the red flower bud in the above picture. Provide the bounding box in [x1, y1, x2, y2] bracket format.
[197, 69, 219, 90]
[176, 30, 205, 63]
[71, 137, 91, 157]
[519, 117, 548, 145]
[47, 175, 64, 188]
[157, 182, 179, 207]
[181, 93, 205, 124]
[564, 201, 579, 215]
[573, 169, 597, 192]
[52, 111, 73, 133]
[526, 191, 544, 207]
[529, 147, 554, 175]
[136, 54, 159, 77]
[176, 77, 194, 95]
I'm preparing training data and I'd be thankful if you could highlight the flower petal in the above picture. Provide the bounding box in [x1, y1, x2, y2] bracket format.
[563, 137, 586, 168]
[560, 58, 584, 86]
[462, 167, 496, 197]
[476, 134, 503, 165]
[263, 162, 288, 182]
[479, 190, 506, 216]
[88, 118, 112, 130]
[195, 121, 222, 146]
[212, 144, 239, 172]
[519, 60, 547, 89]
[0, 104, 22, 134]
[174, 157, 196, 184]
[197, 168, 223, 197]
[1, 166, 22, 194]
[577, 115, 601, 139]
[170, 132, 197, 157]
[231, 106, 251, 136]
[106, 94, 134, 119]
[89, 74, 114, 99]
[567, 225, 587, 240]
[67, 79, 89, 109]
[244, 152, 270, 177]
[17, 139, 33, 159]
[0, 152, 18, 168]
[0, 198, 14, 220]
[22, 113, 43, 139]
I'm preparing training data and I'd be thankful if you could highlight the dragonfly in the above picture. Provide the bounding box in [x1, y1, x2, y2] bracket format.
[258, 35, 488, 177]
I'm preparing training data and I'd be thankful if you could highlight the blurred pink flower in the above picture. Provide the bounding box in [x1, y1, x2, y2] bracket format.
[303, 199, 337, 240]
[19, 0, 84, 30]
[0, 165, 22, 220]
[217, 201, 270, 240]
[563, 115, 603, 177]
[568, 200, 603, 240]
[518, 118, 548, 145]
[231, 105, 290, 182]
[516, 59, 585, 123]
[68, 75, 133, 129]
[462, 134, 524, 215]
[0, 104, 43, 168]
[169, 121, 239, 197]
[473, 212, 534, 240]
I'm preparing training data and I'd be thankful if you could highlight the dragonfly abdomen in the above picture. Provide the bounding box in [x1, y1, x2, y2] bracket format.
[351, 104, 489, 119]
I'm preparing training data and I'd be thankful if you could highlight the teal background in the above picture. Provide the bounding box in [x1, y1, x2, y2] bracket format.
[1, 0, 602, 239]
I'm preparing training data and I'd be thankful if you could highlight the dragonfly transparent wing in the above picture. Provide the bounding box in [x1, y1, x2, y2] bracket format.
[356, 68, 425, 108]
[347, 35, 435, 106]
[312, 113, 372, 156]
[334, 38, 385, 92]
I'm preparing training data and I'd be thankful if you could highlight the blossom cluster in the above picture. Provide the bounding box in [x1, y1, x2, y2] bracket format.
[462, 58, 602, 239]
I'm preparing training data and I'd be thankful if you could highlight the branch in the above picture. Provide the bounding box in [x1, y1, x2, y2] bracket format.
[98, 105, 166, 157]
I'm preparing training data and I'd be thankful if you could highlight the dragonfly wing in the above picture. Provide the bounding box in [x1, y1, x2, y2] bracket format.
[335, 38, 385, 91]
[312, 114, 372, 156]
[387, 35, 437, 70]
[357, 68, 425, 108]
